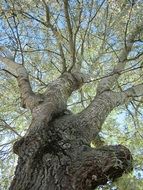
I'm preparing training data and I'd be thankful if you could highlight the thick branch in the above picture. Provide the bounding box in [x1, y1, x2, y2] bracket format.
[77, 83, 143, 143]
[0, 55, 39, 110]
[97, 23, 143, 94]
[13, 71, 87, 159]
[27, 71, 86, 134]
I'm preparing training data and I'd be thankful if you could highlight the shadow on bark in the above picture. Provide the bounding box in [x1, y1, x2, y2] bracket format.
[10, 125, 133, 190]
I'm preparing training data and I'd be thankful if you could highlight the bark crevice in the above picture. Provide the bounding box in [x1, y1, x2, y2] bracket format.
[10, 111, 133, 190]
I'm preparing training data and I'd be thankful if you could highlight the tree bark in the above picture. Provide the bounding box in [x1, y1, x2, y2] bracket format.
[10, 113, 133, 190]
[0, 47, 137, 190]
[9, 85, 134, 190]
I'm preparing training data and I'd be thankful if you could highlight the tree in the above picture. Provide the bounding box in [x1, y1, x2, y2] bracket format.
[0, 0, 143, 189]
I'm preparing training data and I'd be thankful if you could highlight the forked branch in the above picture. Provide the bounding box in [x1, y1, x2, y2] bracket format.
[97, 23, 143, 94]
[0, 47, 40, 110]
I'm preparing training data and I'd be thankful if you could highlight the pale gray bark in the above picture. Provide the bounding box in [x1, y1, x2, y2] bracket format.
[77, 83, 143, 143]
[97, 23, 143, 94]
[0, 52, 40, 110]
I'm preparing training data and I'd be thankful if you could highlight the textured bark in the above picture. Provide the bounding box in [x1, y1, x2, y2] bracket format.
[0, 56, 137, 190]
[10, 114, 133, 190]
[10, 86, 133, 190]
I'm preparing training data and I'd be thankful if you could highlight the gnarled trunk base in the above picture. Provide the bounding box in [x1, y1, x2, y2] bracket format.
[10, 117, 133, 190]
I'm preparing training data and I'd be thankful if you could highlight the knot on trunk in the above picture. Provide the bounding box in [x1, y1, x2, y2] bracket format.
[62, 72, 85, 90]
[13, 137, 25, 155]
[13, 136, 43, 160]
[71, 144, 133, 190]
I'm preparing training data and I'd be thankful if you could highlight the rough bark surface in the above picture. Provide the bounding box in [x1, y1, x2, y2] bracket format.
[10, 114, 133, 190]
[9, 77, 133, 190]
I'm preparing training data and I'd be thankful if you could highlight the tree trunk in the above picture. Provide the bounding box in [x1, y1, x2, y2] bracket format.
[0, 50, 133, 190]
[10, 112, 133, 190]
